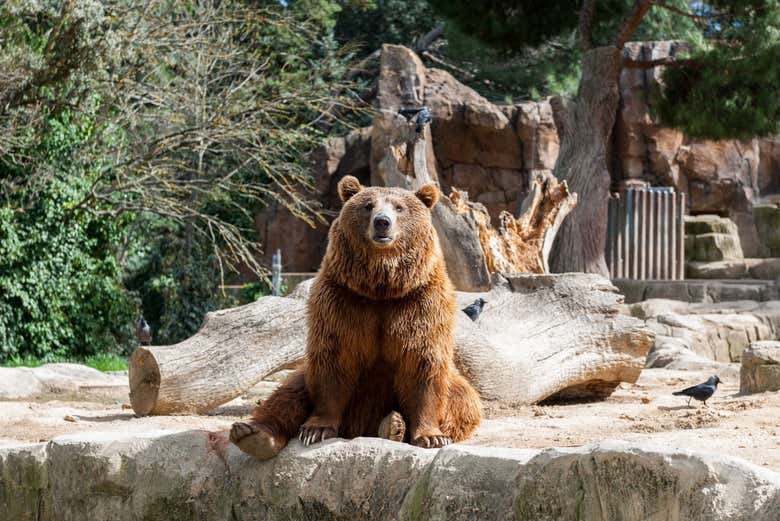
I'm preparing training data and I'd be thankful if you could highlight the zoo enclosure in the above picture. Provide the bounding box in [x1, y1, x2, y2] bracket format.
[606, 187, 686, 280]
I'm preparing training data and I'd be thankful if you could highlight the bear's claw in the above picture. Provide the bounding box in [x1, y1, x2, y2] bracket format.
[298, 425, 337, 446]
[411, 435, 452, 448]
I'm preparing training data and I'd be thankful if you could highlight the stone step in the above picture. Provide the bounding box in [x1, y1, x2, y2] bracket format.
[685, 258, 780, 280]
[2, 431, 779, 520]
[614, 278, 779, 303]
[685, 214, 739, 236]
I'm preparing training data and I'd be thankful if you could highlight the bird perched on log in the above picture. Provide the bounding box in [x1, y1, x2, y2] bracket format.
[397, 106, 432, 134]
[136, 317, 152, 346]
[673, 375, 720, 406]
[398, 106, 424, 121]
[462, 298, 486, 321]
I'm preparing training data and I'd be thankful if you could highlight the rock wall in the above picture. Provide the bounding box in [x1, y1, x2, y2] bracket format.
[3, 432, 780, 520]
[257, 42, 780, 272]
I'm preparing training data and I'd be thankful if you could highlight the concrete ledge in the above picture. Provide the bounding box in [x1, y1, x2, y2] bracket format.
[2, 430, 780, 520]
[614, 278, 779, 304]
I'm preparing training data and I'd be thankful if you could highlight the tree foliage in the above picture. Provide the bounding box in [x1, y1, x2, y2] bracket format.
[430, 0, 780, 137]
[0, 0, 358, 358]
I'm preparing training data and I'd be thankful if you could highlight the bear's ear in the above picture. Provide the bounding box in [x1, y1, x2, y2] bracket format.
[415, 184, 439, 209]
[338, 176, 363, 202]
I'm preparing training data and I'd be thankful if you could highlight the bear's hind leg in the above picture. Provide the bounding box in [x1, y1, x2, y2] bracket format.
[377, 411, 406, 442]
[230, 369, 311, 460]
[439, 371, 482, 443]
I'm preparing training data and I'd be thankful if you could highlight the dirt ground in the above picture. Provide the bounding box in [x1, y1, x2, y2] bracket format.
[2, 367, 778, 471]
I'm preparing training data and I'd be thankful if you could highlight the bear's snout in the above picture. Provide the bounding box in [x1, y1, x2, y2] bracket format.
[372, 213, 395, 244]
[373, 215, 392, 234]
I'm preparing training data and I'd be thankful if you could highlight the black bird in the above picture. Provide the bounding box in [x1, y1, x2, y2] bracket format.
[415, 106, 431, 133]
[673, 375, 721, 406]
[136, 317, 152, 346]
[398, 106, 424, 121]
[462, 298, 487, 321]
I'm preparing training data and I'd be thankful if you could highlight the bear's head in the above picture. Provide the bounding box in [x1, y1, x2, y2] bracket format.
[323, 176, 444, 299]
[336, 175, 439, 251]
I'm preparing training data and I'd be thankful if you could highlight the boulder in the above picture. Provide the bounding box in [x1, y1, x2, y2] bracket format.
[645, 335, 739, 380]
[689, 233, 744, 262]
[625, 298, 690, 320]
[686, 260, 748, 279]
[758, 137, 780, 194]
[2, 431, 780, 521]
[685, 214, 740, 236]
[677, 140, 759, 215]
[515, 99, 559, 170]
[639, 301, 776, 363]
[753, 203, 780, 256]
[616, 41, 689, 184]
[746, 257, 780, 279]
[741, 340, 780, 394]
[0, 364, 126, 401]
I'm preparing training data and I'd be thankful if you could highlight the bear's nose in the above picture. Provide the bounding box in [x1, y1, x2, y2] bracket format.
[373, 214, 391, 234]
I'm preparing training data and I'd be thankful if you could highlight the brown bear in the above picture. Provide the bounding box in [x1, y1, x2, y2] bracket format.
[229, 176, 482, 459]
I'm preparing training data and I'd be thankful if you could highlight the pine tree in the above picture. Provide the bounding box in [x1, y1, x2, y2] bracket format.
[429, 0, 780, 275]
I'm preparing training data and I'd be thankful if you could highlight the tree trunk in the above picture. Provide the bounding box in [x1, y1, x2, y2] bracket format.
[129, 273, 653, 415]
[450, 171, 578, 274]
[129, 296, 306, 415]
[550, 46, 622, 276]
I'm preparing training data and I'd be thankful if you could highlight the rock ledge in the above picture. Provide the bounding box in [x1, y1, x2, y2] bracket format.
[2, 430, 779, 520]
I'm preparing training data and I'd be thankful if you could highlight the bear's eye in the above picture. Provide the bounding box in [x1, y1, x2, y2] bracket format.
[364, 203, 373, 211]
[395, 205, 403, 212]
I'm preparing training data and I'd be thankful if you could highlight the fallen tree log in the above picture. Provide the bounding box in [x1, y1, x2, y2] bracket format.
[129, 297, 306, 415]
[129, 273, 653, 415]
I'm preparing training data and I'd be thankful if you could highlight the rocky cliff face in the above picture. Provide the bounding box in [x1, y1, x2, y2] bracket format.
[256, 43, 780, 272]
[616, 41, 771, 257]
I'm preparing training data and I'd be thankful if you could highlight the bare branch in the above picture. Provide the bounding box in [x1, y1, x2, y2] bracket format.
[415, 22, 445, 53]
[615, 0, 653, 49]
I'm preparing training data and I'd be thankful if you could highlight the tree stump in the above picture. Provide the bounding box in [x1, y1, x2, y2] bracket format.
[450, 171, 577, 274]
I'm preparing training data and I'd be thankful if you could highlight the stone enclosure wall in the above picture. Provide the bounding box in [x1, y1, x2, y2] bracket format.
[256, 42, 780, 272]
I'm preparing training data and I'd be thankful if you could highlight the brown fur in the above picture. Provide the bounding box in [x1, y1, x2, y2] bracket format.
[230, 176, 481, 459]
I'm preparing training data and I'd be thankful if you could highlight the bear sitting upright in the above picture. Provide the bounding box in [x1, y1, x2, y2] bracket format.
[229, 176, 482, 459]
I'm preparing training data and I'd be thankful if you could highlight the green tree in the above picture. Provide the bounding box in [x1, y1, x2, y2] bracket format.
[0, 0, 358, 356]
[0, 113, 137, 359]
[429, 0, 780, 275]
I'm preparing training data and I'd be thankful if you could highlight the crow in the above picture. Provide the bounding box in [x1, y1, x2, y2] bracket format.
[415, 106, 431, 133]
[673, 375, 721, 406]
[462, 298, 486, 321]
[398, 106, 424, 121]
[136, 317, 152, 346]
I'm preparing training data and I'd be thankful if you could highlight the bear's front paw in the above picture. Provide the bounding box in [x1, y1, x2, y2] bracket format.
[298, 420, 337, 446]
[411, 435, 452, 448]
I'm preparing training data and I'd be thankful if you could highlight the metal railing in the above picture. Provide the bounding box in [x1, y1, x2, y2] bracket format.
[606, 187, 686, 280]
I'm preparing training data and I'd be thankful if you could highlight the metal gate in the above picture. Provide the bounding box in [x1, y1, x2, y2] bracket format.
[606, 187, 686, 280]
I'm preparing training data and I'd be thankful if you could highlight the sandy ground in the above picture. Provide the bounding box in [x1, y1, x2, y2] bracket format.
[2, 368, 779, 471]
